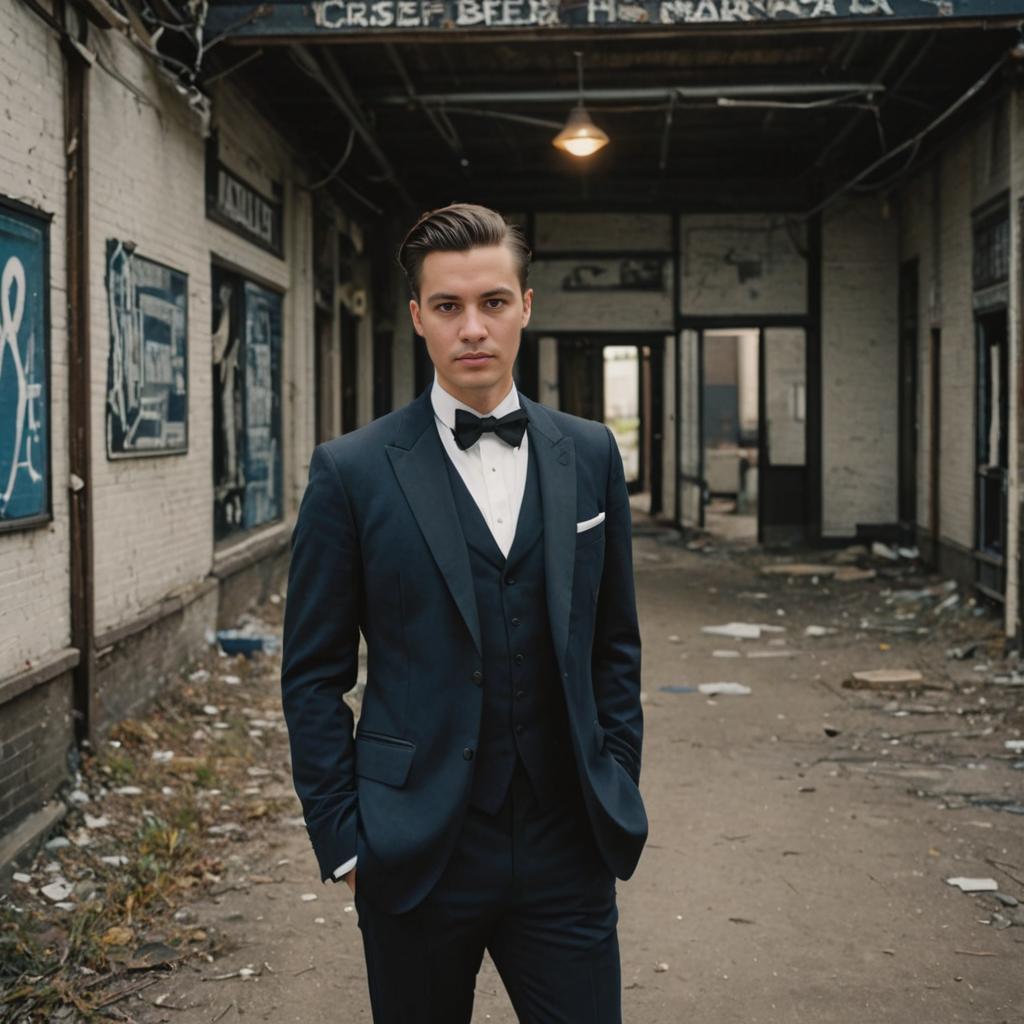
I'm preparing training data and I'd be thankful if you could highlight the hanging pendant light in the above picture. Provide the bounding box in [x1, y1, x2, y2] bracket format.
[553, 51, 609, 158]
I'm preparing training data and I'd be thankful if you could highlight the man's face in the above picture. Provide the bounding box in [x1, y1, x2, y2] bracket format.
[409, 243, 533, 413]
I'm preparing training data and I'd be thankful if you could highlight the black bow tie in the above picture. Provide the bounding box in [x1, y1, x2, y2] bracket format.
[453, 408, 529, 451]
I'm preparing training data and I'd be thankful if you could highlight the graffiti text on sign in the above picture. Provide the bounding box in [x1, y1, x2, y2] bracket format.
[312, 0, 897, 28]
[0, 256, 43, 517]
[0, 203, 48, 526]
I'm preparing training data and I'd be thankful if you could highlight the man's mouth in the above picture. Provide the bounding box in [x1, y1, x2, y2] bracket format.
[458, 353, 492, 362]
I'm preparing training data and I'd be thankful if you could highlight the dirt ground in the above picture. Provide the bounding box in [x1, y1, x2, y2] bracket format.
[4, 526, 1024, 1023]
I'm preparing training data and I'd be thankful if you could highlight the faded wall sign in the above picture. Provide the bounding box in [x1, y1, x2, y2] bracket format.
[206, 139, 283, 258]
[0, 202, 48, 527]
[106, 242, 189, 457]
[680, 214, 807, 317]
[206, 0, 1020, 37]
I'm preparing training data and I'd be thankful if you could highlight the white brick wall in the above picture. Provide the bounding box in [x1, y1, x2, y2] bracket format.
[821, 197, 899, 537]
[898, 107, 1011, 557]
[0, 23, 318, 648]
[85, 38, 318, 635]
[0, 1, 71, 678]
[87, 33, 213, 636]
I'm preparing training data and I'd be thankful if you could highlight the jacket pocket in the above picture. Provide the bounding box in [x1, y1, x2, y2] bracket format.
[355, 731, 416, 787]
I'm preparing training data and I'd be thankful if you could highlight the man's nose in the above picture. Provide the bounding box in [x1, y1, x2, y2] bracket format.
[458, 308, 488, 342]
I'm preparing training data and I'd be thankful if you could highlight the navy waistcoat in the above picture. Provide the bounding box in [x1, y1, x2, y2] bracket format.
[442, 447, 576, 814]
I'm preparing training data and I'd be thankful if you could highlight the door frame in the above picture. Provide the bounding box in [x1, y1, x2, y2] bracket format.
[550, 331, 667, 499]
[678, 315, 819, 542]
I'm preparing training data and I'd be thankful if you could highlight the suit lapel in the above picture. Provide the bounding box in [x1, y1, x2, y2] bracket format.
[386, 389, 482, 656]
[521, 395, 576, 671]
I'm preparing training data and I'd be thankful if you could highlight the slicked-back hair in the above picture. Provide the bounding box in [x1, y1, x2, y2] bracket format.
[398, 203, 531, 299]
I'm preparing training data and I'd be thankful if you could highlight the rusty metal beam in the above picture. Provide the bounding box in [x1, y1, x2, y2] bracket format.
[61, 14, 96, 748]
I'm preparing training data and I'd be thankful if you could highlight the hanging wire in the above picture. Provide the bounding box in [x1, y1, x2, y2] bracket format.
[308, 124, 358, 190]
[807, 51, 1010, 218]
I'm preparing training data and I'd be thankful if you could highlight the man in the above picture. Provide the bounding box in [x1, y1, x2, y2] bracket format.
[281, 203, 647, 1023]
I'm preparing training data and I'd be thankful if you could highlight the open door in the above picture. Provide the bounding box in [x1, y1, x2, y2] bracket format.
[679, 328, 703, 528]
[759, 327, 807, 544]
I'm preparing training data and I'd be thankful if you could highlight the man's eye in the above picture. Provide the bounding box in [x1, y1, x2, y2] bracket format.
[437, 303, 457, 313]
[485, 298, 505, 309]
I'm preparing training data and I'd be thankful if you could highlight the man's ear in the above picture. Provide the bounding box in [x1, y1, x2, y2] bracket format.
[521, 288, 533, 329]
[409, 297, 424, 337]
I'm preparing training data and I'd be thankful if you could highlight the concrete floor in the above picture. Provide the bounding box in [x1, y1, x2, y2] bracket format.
[130, 530, 1024, 1024]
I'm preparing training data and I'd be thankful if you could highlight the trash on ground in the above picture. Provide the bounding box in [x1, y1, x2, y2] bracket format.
[832, 544, 869, 564]
[701, 622, 785, 640]
[845, 669, 925, 690]
[698, 683, 752, 696]
[41, 880, 74, 902]
[216, 629, 280, 658]
[834, 567, 877, 583]
[946, 877, 999, 893]
[1005, 740, 1024, 753]
[747, 650, 797, 659]
[760, 563, 836, 577]
[712, 649, 741, 658]
[804, 625, 837, 638]
[991, 672, 1024, 687]
[946, 643, 979, 661]
[872, 542, 900, 561]
[659, 685, 698, 694]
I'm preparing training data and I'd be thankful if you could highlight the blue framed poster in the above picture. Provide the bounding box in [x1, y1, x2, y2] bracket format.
[105, 241, 188, 457]
[0, 199, 50, 530]
[212, 267, 283, 539]
[242, 281, 282, 529]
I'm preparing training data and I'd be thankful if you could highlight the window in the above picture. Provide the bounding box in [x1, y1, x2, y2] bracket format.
[212, 266, 283, 540]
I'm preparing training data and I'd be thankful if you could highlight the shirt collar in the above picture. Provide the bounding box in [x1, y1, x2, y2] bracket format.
[430, 372, 521, 431]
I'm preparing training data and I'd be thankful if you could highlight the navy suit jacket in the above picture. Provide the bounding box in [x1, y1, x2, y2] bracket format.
[281, 386, 647, 914]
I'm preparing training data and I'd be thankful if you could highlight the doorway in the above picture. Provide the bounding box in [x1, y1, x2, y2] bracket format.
[974, 307, 1008, 600]
[679, 323, 809, 545]
[556, 335, 664, 505]
[702, 329, 759, 545]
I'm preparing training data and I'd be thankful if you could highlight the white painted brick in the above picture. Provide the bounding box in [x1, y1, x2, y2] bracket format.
[821, 197, 899, 537]
[0, 2, 72, 679]
[1, 15, 318, 662]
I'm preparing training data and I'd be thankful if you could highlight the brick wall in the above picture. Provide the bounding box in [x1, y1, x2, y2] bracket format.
[898, 105, 1011, 559]
[821, 197, 899, 537]
[0, 0, 72, 679]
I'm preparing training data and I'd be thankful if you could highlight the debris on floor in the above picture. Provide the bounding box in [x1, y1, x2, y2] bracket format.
[844, 669, 925, 691]
[946, 877, 999, 893]
[698, 683, 752, 696]
[700, 622, 786, 640]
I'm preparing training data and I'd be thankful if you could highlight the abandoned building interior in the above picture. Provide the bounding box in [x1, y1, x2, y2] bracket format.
[3, 0, 1024, 860]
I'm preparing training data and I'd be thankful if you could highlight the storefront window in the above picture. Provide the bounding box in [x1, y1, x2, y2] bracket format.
[212, 266, 283, 540]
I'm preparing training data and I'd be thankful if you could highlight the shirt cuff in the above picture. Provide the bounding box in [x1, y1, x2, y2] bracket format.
[332, 855, 357, 880]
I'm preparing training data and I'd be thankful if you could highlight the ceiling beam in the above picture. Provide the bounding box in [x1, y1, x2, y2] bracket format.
[290, 44, 416, 209]
[373, 82, 888, 106]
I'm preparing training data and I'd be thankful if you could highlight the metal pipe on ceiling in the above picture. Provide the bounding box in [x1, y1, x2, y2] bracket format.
[290, 44, 415, 209]
[374, 82, 887, 105]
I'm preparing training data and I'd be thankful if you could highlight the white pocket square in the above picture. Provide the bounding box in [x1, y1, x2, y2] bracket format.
[576, 512, 606, 534]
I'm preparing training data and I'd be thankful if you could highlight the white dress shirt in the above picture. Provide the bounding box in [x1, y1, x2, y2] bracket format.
[332, 375, 530, 882]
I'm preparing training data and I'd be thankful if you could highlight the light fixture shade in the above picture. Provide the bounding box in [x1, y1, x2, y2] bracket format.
[552, 106, 610, 157]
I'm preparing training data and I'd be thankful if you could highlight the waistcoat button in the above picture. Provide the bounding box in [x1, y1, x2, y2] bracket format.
[514, 653, 524, 665]
[471, 670, 483, 685]
[463, 747, 474, 760]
